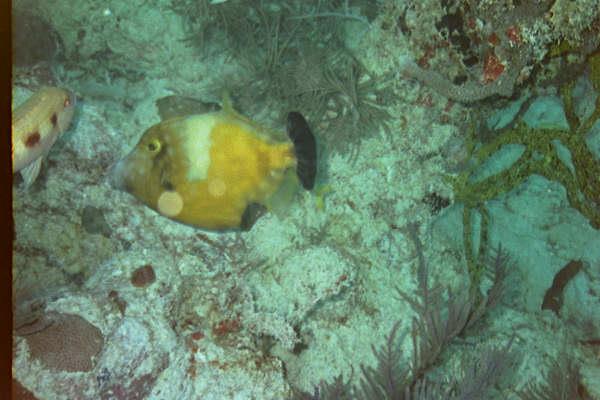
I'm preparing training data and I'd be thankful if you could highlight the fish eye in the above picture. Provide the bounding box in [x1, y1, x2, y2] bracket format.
[147, 139, 161, 153]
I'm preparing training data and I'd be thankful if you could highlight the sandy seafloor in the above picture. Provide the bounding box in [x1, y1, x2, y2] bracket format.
[11, 0, 600, 399]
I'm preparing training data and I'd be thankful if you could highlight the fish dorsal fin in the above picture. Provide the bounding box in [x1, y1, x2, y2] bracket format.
[221, 91, 234, 115]
[220, 91, 255, 126]
[156, 95, 220, 121]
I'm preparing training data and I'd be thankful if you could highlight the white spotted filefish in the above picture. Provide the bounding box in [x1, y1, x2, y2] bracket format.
[111, 95, 317, 231]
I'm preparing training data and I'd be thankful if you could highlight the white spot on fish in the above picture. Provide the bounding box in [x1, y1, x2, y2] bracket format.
[157, 191, 184, 217]
[208, 179, 226, 197]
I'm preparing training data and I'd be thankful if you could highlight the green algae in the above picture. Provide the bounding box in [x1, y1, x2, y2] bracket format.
[451, 75, 600, 292]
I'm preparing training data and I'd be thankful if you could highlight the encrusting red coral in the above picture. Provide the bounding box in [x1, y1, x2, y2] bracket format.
[131, 264, 156, 288]
[482, 51, 505, 83]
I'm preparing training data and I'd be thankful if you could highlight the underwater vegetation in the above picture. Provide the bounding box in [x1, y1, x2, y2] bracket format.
[287, 2, 600, 396]
[450, 51, 600, 292]
[291, 225, 516, 400]
[291, 243, 595, 400]
[379, 0, 600, 294]
[517, 353, 590, 400]
[169, 0, 394, 154]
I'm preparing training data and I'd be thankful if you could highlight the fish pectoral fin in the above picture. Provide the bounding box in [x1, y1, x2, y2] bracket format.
[264, 169, 300, 218]
[240, 203, 267, 231]
[20, 158, 42, 187]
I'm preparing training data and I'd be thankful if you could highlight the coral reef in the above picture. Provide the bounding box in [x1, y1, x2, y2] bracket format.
[11, 0, 600, 399]
[17, 312, 104, 372]
[291, 228, 514, 399]
[394, 0, 600, 103]
[450, 73, 600, 291]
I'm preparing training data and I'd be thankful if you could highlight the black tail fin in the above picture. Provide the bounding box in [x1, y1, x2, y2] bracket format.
[287, 112, 317, 190]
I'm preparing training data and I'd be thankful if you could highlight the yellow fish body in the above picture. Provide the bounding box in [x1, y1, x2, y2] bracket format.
[112, 97, 316, 231]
